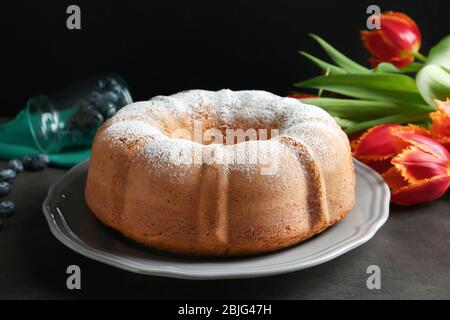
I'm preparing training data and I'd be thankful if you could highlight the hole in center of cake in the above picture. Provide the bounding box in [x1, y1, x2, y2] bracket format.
[168, 124, 281, 145]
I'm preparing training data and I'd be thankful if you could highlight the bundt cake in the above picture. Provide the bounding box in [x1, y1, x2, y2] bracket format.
[85, 89, 355, 256]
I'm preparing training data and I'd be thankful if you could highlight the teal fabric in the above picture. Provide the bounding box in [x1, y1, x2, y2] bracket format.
[0, 110, 90, 167]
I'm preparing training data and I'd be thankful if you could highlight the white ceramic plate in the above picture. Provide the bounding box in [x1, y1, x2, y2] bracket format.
[43, 159, 390, 280]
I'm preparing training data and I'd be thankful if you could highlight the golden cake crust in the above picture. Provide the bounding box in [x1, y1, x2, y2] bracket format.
[85, 89, 355, 256]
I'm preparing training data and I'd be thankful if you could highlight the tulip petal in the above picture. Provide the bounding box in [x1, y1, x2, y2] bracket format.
[386, 57, 414, 68]
[362, 158, 393, 174]
[380, 12, 421, 54]
[361, 12, 421, 68]
[390, 132, 450, 161]
[361, 30, 403, 61]
[368, 58, 383, 68]
[430, 134, 450, 152]
[390, 175, 450, 205]
[430, 99, 450, 145]
[393, 146, 449, 182]
[352, 124, 401, 160]
[435, 99, 450, 114]
[288, 93, 319, 99]
[383, 167, 409, 190]
[432, 137, 450, 152]
[431, 120, 450, 135]
[382, 12, 420, 32]
[369, 57, 414, 68]
[390, 123, 430, 137]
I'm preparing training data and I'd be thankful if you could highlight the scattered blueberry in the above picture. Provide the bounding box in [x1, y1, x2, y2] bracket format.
[29, 154, 50, 171]
[0, 181, 11, 196]
[0, 200, 14, 218]
[8, 159, 24, 173]
[0, 169, 16, 183]
[21, 156, 33, 170]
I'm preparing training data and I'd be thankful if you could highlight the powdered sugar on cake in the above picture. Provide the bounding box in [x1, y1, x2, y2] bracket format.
[98, 89, 347, 177]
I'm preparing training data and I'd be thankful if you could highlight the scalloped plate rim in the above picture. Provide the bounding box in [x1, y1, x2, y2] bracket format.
[43, 159, 390, 280]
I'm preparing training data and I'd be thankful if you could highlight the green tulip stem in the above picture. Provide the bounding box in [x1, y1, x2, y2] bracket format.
[414, 52, 428, 63]
[318, 68, 331, 97]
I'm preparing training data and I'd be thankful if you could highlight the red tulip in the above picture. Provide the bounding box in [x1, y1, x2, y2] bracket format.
[352, 124, 450, 205]
[361, 12, 422, 68]
[288, 93, 319, 99]
[429, 99, 450, 151]
[351, 124, 428, 173]
[383, 132, 450, 205]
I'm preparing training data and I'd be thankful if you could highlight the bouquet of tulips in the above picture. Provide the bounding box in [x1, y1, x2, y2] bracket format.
[292, 12, 450, 205]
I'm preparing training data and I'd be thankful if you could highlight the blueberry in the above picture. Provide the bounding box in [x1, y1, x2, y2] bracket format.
[90, 109, 105, 125]
[69, 109, 105, 130]
[29, 154, 50, 171]
[105, 107, 116, 118]
[8, 159, 24, 173]
[0, 169, 16, 182]
[99, 102, 117, 119]
[103, 91, 119, 104]
[96, 79, 106, 90]
[110, 84, 123, 95]
[0, 181, 11, 196]
[0, 200, 14, 218]
[21, 156, 33, 170]
[89, 91, 103, 107]
[105, 77, 119, 89]
[80, 103, 95, 113]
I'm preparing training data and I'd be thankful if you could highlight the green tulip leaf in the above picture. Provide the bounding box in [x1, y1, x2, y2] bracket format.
[344, 112, 430, 134]
[399, 62, 424, 73]
[416, 64, 450, 106]
[309, 34, 370, 74]
[333, 118, 359, 129]
[427, 35, 450, 71]
[300, 97, 432, 119]
[299, 51, 347, 75]
[295, 74, 426, 104]
[373, 62, 400, 74]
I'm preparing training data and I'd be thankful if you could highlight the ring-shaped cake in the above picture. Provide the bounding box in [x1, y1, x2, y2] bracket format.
[85, 89, 355, 256]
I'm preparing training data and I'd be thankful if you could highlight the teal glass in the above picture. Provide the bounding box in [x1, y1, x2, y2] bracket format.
[25, 74, 132, 153]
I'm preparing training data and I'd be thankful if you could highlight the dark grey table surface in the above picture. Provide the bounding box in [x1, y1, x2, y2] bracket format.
[0, 158, 449, 300]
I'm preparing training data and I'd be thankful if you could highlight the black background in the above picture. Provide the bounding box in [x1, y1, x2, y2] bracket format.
[1, 0, 449, 116]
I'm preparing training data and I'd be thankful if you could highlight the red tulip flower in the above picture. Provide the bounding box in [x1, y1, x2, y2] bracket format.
[429, 99, 450, 151]
[383, 132, 450, 205]
[352, 124, 450, 205]
[361, 12, 423, 68]
[352, 124, 429, 173]
[288, 93, 319, 99]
